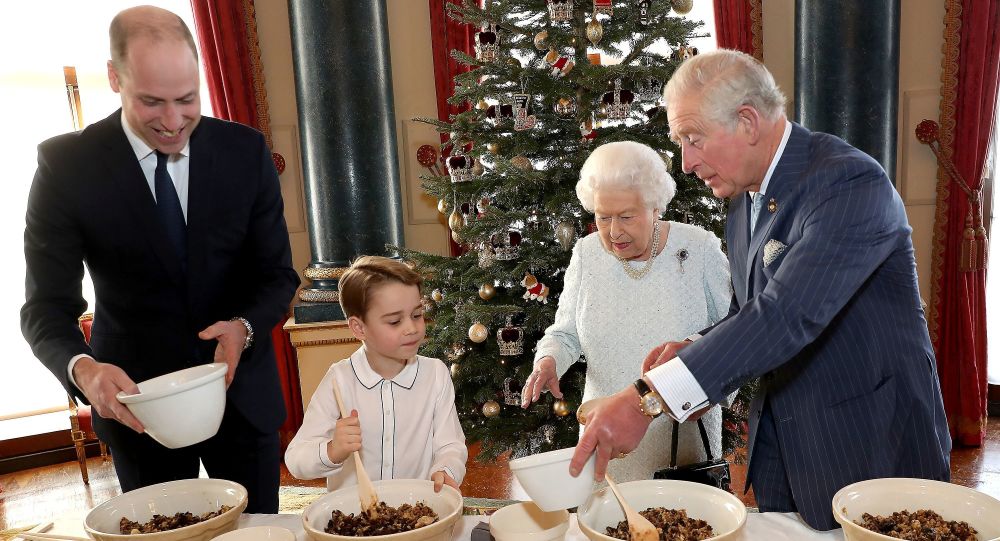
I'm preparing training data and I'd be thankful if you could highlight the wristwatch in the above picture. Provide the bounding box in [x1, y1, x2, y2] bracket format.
[633, 378, 665, 418]
[229, 317, 254, 351]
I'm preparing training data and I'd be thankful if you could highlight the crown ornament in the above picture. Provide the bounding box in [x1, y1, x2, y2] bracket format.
[547, 0, 573, 22]
[497, 315, 525, 356]
[491, 230, 522, 261]
[447, 154, 474, 184]
[474, 24, 500, 63]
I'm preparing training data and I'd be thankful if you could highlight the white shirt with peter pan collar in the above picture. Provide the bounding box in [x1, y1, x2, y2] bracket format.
[284, 346, 468, 492]
[648, 120, 792, 422]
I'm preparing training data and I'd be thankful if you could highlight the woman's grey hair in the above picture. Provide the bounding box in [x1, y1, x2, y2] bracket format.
[663, 49, 786, 129]
[576, 141, 676, 213]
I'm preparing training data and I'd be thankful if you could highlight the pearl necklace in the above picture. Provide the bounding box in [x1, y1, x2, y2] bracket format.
[616, 221, 661, 280]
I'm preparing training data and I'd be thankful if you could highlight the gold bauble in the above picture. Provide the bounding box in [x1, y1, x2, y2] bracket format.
[482, 400, 501, 418]
[431, 288, 444, 302]
[451, 230, 463, 244]
[507, 57, 522, 68]
[586, 19, 603, 46]
[553, 399, 571, 417]
[487, 142, 500, 154]
[472, 159, 484, 176]
[672, 0, 694, 15]
[448, 210, 464, 232]
[437, 199, 448, 214]
[511, 155, 533, 171]
[468, 322, 489, 343]
[478, 283, 497, 300]
[477, 99, 489, 110]
[450, 362, 460, 377]
[533, 30, 548, 50]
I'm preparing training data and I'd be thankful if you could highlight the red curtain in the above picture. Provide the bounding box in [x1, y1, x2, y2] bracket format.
[189, 0, 273, 147]
[712, 0, 763, 59]
[429, 0, 478, 256]
[928, 0, 1000, 447]
[272, 318, 303, 450]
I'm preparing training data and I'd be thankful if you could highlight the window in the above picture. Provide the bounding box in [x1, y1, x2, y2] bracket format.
[0, 1, 212, 439]
[987, 105, 998, 387]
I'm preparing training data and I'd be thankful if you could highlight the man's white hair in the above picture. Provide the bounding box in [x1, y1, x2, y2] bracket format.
[663, 49, 786, 129]
[576, 141, 676, 213]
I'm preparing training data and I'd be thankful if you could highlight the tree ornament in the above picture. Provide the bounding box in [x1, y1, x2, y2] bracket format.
[479, 283, 497, 300]
[478, 243, 496, 268]
[451, 230, 463, 244]
[556, 221, 576, 250]
[542, 424, 556, 443]
[512, 91, 537, 131]
[602, 78, 635, 120]
[503, 377, 522, 406]
[545, 48, 575, 77]
[445, 342, 465, 361]
[491, 230, 522, 261]
[553, 399, 571, 417]
[507, 57, 523, 68]
[533, 30, 549, 50]
[450, 362, 460, 377]
[448, 210, 464, 232]
[511, 155, 533, 171]
[482, 400, 501, 418]
[586, 18, 604, 46]
[635, 74, 664, 102]
[421, 295, 437, 317]
[447, 154, 474, 183]
[672, 0, 694, 15]
[637, 0, 652, 25]
[521, 272, 551, 303]
[476, 99, 489, 110]
[581, 118, 598, 145]
[471, 159, 484, 178]
[671, 46, 700, 62]
[594, 0, 613, 15]
[526, 208, 542, 230]
[468, 322, 489, 343]
[487, 142, 500, 154]
[437, 199, 448, 214]
[547, 0, 573, 22]
[497, 315, 525, 356]
[554, 97, 578, 116]
[659, 151, 673, 170]
[474, 23, 500, 63]
[431, 289, 444, 302]
[476, 197, 491, 214]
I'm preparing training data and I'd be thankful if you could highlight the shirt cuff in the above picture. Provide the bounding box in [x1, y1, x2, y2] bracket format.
[67, 354, 94, 390]
[440, 465, 456, 482]
[319, 439, 342, 469]
[645, 355, 709, 422]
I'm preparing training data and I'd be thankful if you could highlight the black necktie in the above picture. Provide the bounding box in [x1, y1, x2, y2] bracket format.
[154, 151, 187, 264]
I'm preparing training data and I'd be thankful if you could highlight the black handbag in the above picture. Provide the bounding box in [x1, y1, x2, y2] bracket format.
[653, 418, 732, 492]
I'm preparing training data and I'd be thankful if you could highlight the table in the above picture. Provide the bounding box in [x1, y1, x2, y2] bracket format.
[45, 511, 845, 540]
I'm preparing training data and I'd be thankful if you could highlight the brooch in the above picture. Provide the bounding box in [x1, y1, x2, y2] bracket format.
[675, 248, 689, 274]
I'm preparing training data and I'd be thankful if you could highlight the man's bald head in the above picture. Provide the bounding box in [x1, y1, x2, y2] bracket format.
[109, 5, 198, 76]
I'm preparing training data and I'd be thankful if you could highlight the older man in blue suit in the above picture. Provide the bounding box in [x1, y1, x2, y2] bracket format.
[570, 49, 951, 531]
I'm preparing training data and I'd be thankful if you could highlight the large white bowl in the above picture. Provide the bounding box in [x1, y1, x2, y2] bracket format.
[84, 478, 247, 541]
[301, 479, 463, 541]
[489, 502, 569, 541]
[832, 478, 1000, 541]
[117, 363, 227, 448]
[508, 447, 597, 511]
[577, 479, 747, 541]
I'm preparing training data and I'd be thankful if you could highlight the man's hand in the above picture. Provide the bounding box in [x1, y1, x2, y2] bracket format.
[326, 409, 362, 465]
[431, 470, 460, 493]
[198, 320, 248, 387]
[641, 340, 692, 374]
[72, 356, 144, 433]
[520, 356, 563, 408]
[569, 385, 652, 481]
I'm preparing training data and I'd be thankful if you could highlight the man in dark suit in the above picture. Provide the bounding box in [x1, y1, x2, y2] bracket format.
[21, 6, 299, 513]
[570, 49, 951, 530]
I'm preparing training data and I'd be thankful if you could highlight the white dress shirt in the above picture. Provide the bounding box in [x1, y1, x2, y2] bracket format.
[67, 113, 192, 387]
[284, 346, 468, 492]
[649, 120, 792, 421]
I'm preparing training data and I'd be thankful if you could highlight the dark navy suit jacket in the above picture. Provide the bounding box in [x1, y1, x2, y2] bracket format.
[680, 123, 952, 530]
[21, 110, 300, 441]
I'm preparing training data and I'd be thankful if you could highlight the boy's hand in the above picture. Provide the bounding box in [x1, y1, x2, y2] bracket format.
[431, 470, 460, 493]
[326, 409, 362, 465]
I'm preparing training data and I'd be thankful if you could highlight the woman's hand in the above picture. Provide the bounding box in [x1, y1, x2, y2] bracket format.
[520, 356, 562, 408]
[326, 409, 362, 464]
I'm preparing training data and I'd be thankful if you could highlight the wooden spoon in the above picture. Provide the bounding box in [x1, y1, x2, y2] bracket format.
[605, 473, 659, 541]
[330, 375, 380, 517]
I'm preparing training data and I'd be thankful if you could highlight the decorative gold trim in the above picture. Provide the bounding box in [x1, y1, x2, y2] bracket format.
[243, 0, 273, 149]
[298, 289, 341, 303]
[294, 337, 360, 348]
[749, 0, 763, 61]
[926, 0, 963, 344]
[78, 313, 94, 324]
[304, 267, 349, 280]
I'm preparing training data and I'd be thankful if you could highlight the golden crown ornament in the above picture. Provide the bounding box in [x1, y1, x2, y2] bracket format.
[547, 0, 573, 22]
[603, 78, 635, 120]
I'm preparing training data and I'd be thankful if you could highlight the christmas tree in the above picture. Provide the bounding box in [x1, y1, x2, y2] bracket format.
[396, 0, 754, 462]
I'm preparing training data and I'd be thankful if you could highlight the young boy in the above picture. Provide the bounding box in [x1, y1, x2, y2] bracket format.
[284, 256, 467, 493]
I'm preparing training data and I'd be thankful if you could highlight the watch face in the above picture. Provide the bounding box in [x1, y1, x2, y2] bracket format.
[641, 393, 664, 416]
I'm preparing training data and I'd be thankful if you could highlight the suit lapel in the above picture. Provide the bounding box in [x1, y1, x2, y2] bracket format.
[745, 123, 811, 289]
[99, 112, 185, 284]
[727, 195, 750, 305]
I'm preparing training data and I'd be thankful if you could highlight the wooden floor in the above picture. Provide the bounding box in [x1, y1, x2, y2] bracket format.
[2, 417, 998, 530]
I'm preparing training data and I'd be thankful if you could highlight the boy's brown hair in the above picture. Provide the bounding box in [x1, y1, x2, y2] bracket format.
[338, 256, 423, 320]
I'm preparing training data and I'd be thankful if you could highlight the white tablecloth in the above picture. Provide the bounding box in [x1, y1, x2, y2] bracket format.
[237, 512, 845, 540]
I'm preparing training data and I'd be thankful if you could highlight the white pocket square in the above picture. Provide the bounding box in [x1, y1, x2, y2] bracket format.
[764, 239, 788, 267]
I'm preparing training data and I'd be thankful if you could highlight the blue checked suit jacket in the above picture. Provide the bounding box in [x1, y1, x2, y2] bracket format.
[679, 123, 952, 530]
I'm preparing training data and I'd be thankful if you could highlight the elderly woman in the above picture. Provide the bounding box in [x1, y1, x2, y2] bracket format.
[521, 141, 732, 482]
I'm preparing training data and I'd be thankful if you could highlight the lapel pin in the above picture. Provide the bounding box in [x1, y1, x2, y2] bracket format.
[768, 198, 778, 213]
